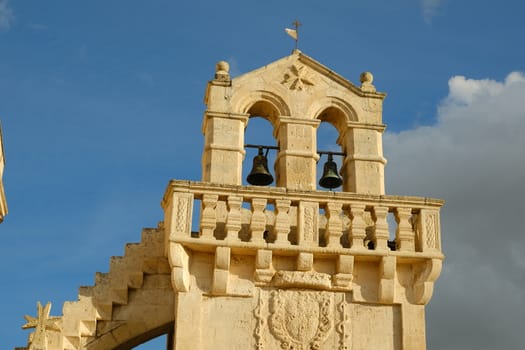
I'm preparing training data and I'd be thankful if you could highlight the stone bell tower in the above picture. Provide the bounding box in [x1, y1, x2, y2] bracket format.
[164, 50, 444, 349]
[17, 51, 443, 350]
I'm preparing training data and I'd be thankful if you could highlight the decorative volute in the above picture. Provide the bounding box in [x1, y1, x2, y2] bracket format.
[202, 50, 387, 194]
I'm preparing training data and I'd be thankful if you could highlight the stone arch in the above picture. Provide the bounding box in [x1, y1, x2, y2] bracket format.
[233, 90, 291, 130]
[20, 226, 177, 350]
[308, 97, 357, 136]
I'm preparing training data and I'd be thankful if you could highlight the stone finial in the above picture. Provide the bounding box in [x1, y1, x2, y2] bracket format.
[360, 71, 376, 92]
[22, 302, 60, 350]
[215, 60, 230, 82]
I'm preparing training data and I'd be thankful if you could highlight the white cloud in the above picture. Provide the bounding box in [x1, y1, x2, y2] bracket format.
[0, 0, 14, 31]
[384, 72, 525, 348]
[421, 0, 442, 23]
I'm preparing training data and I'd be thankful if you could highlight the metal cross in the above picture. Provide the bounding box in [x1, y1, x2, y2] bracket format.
[292, 20, 301, 49]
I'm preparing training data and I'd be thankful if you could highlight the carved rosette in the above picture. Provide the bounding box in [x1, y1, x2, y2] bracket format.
[269, 291, 333, 349]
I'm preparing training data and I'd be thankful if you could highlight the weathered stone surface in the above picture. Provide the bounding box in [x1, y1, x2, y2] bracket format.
[18, 52, 443, 350]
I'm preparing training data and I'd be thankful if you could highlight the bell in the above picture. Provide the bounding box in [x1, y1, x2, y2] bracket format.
[247, 147, 274, 186]
[319, 153, 343, 189]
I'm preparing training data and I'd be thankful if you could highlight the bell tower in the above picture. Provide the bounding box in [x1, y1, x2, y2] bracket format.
[17, 51, 443, 350]
[164, 51, 444, 349]
[202, 52, 387, 194]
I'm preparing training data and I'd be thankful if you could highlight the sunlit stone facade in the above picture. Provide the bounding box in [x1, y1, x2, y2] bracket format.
[18, 52, 443, 350]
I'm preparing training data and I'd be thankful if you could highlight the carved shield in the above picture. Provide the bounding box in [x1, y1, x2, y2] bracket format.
[269, 291, 333, 350]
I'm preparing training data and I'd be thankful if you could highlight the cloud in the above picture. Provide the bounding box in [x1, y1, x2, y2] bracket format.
[384, 72, 525, 348]
[0, 0, 14, 31]
[421, 0, 443, 23]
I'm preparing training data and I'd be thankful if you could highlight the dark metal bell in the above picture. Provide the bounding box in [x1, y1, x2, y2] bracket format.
[319, 153, 343, 189]
[247, 148, 274, 186]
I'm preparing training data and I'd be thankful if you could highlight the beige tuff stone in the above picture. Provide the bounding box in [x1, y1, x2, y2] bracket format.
[18, 52, 444, 350]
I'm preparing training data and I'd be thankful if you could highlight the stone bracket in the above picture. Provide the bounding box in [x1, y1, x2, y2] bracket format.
[297, 252, 313, 271]
[413, 258, 442, 305]
[212, 246, 231, 295]
[332, 255, 354, 290]
[168, 242, 190, 292]
[255, 249, 274, 283]
[378, 256, 396, 303]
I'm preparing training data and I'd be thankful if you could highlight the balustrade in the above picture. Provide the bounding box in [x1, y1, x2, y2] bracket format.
[162, 180, 443, 258]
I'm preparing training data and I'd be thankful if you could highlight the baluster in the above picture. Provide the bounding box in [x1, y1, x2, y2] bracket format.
[226, 195, 242, 241]
[250, 198, 267, 243]
[395, 207, 415, 251]
[349, 204, 367, 250]
[372, 206, 389, 250]
[273, 199, 291, 245]
[200, 194, 218, 239]
[325, 202, 343, 248]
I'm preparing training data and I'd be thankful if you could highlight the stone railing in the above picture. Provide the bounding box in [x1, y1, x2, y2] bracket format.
[162, 180, 444, 260]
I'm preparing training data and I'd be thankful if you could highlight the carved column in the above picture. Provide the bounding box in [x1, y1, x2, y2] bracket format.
[200, 194, 218, 239]
[395, 207, 415, 252]
[273, 199, 291, 245]
[275, 117, 320, 190]
[349, 204, 367, 250]
[325, 202, 343, 248]
[372, 206, 389, 251]
[250, 198, 267, 244]
[226, 195, 242, 241]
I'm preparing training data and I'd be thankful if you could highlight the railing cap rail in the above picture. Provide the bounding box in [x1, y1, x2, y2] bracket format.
[162, 180, 444, 209]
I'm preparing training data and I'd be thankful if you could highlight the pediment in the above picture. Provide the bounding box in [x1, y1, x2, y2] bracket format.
[231, 50, 385, 100]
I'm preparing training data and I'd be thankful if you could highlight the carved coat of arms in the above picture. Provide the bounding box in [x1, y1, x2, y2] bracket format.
[269, 291, 333, 349]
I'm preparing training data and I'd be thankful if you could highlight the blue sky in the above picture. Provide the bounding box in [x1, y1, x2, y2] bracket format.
[1, 1, 525, 349]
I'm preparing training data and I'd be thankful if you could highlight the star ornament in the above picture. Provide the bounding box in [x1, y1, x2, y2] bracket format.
[282, 64, 314, 91]
[22, 302, 61, 350]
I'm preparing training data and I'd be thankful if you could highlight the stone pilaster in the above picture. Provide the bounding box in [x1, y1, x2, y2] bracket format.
[340, 124, 386, 195]
[275, 117, 320, 190]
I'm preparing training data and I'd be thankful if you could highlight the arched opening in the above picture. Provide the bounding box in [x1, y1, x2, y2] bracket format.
[132, 333, 170, 349]
[242, 101, 279, 187]
[316, 107, 346, 192]
[108, 322, 174, 350]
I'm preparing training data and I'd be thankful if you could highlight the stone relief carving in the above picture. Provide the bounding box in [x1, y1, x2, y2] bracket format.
[22, 302, 60, 350]
[175, 196, 190, 233]
[254, 291, 265, 350]
[273, 270, 332, 290]
[303, 206, 315, 242]
[362, 98, 382, 113]
[336, 299, 350, 350]
[269, 290, 333, 350]
[282, 64, 314, 91]
[425, 212, 438, 249]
